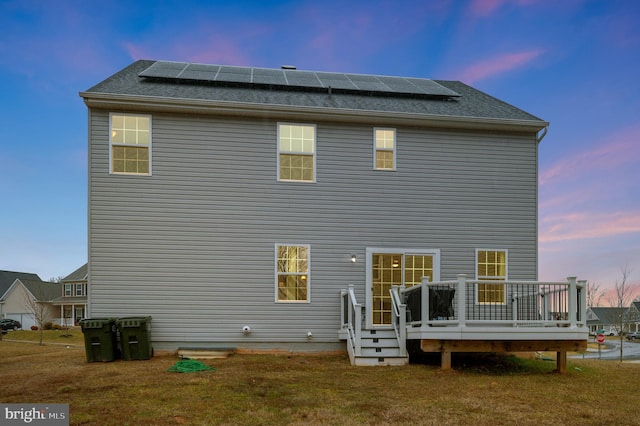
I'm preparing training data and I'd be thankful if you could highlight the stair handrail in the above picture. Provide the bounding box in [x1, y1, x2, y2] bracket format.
[390, 285, 407, 357]
[340, 285, 362, 357]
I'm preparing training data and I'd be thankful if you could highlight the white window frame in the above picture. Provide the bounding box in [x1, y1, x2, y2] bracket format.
[274, 243, 311, 303]
[109, 113, 152, 176]
[475, 248, 508, 305]
[365, 247, 441, 327]
[64, 284, 72, 297]
[277, 122, 316, 183]
[373, 127, 396, 171]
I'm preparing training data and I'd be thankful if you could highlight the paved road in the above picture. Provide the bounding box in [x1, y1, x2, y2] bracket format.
[573, 338, 640, 361]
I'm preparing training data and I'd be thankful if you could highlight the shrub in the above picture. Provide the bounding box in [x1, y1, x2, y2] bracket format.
[30, 325, 38, 331]
[43, 322, 53, 330]
[52, 324, 62, 330]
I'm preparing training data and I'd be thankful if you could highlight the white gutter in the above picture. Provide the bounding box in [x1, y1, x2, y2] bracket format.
[79, 92, 549, 133]
[536, 126, 549, 143]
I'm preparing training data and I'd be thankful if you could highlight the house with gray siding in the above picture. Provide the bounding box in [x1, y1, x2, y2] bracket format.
[80, 60, 587, 370]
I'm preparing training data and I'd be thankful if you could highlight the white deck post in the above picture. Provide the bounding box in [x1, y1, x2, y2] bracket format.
[577, 280, 587, 326]
[348, 284, 362, 356]
[567, 277, 577, 328]
[421, 276, 430, 328]
[457, 274, 466, 327]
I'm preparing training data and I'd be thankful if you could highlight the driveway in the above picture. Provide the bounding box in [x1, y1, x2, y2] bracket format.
[573, 338, 640, 361]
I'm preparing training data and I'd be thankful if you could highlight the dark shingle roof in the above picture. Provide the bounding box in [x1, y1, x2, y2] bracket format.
[82, 60, 546, 129]
[589, 307, 623, 324]
[19, 279, 61, 302]
[0, 270, 42, 298]
[62, 263, 87, 283]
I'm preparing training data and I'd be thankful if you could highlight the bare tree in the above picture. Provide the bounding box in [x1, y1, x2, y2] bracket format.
[24, 295, 55, 345]
[606, 266, 636, 361]
[586, 281, 604, 308]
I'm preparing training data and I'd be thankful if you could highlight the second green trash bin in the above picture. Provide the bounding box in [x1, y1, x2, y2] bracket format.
[79, 318, 118, 362]
[117, 316, 152, 360]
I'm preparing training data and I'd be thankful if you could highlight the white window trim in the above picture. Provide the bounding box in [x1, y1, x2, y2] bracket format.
[277, 122, 317, 183]
[373, 127, 396, 171]
[109, 112, 152, 176]
[274, 243, 311, 304]
[475, 248, 508, 305]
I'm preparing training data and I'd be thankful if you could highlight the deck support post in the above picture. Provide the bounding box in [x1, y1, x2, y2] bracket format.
[555, 351, 567, 374]
[441, 348, 452, 371]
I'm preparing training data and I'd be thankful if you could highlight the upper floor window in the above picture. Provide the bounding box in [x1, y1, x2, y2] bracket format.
[476, 249, 507, 304]
[374, 128, 396, 170]
[278, 123, 315, 182]
[276, 244, 310, 302]
[110, 113, 151, 175]
[64, 284, 72, 297]
[75, 283, 87, 297]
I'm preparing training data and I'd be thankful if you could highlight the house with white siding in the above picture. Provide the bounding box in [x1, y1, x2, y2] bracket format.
[1, 276, 59, 330]
[80, 60, 587, 371]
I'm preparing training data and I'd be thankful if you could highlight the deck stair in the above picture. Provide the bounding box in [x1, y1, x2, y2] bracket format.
[352, 329, 408, 366]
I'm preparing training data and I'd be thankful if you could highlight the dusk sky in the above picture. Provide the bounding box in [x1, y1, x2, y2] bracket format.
[1, 0, 638, 299]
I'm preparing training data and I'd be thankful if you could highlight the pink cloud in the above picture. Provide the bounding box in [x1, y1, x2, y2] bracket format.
[469, 0, 505, 16]
[540, 125, 640, 186]
[540, 210, 640, 243]
[452, 49, 545, 84]
[123, 34, 252, 66]
[469, 0, 541, 17]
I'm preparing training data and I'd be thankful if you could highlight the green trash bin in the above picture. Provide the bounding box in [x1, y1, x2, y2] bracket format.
[117, 316, 152, 360]
[79, 318, 118, 362]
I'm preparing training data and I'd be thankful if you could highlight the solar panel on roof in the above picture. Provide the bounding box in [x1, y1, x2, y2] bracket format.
[138, 61, 461, 98]
[316, 77, 357, 90]
[406, 78, 459, 97]
[253, 68, 287, 85]
[139, 61, 187, 78]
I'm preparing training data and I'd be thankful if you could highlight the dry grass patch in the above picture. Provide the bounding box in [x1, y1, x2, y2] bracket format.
[1, 332, 638, 425]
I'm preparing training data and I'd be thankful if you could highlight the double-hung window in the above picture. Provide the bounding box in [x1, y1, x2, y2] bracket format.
[476, 249, 507, 304]
[374, 128, 396, 170]
[278, 123, 315, 182]
[276, 245, 310, 302]
[110, 113, 151, 175]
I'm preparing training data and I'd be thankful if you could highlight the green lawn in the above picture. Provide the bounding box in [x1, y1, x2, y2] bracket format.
[1, 330, 638, 425]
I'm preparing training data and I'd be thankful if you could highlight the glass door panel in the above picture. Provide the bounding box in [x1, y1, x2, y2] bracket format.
[370, 252, 435, 326]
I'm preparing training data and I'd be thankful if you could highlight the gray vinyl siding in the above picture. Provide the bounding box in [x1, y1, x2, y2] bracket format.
[88, 109, 538, 350]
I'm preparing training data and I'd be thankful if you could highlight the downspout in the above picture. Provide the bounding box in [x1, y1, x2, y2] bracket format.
[535, 125, 548, 281]
[536, 125, 548, 143]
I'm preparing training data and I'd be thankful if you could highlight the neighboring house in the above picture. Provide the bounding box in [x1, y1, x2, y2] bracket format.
[1, 278, 60, 329]
[587, 307, 618, 334]
[52, 263, 88, 326]
[587, 305, 640, 335]
[80, 60, 587, 370]
[628, 302, 640, 333]
[0, 270, 43, 321]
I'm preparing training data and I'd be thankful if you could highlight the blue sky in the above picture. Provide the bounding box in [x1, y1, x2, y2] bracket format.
[1, 0, 638, 298]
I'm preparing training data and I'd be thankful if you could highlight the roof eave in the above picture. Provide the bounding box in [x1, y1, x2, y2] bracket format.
[80, 92, 548, 133]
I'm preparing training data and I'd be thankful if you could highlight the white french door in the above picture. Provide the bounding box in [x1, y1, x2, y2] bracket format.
[366, 248, 440, 327]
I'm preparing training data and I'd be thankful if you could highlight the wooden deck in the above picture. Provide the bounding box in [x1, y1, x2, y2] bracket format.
[341, 275, 589, 371]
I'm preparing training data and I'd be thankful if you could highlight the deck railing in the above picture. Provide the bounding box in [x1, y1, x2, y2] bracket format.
[389, 285, 407, 356]
[340, 284, 362, 358]
[401, 275, 587, 329]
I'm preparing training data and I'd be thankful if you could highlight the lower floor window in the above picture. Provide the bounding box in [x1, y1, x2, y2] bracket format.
[476, 249, 507, 304]
[276, 245, 310, 302]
